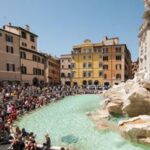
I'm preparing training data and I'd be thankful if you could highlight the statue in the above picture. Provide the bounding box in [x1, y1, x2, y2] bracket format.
[144, 0, 150, 10]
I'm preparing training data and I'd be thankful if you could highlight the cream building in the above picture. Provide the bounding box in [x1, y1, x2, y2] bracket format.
[4, 23, 45, 85]
[60, 54, 72, 85]
[0, 28, 21, 82]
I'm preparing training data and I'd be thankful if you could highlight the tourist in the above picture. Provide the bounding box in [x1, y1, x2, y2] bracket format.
[42, 133, 51, 150]
[0, 83, 101, 149]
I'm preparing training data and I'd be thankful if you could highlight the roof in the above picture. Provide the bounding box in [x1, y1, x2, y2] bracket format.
[20, 47, 46, 57]
[0, 28, 20, 37]
[7, 25, 38, 37]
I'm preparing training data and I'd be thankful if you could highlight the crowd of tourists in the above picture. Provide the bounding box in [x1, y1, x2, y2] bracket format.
[0, 83, 103, 149]
[0, 84, 81, 150]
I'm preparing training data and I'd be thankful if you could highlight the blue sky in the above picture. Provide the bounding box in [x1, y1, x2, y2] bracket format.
[0, 0, 144, 60]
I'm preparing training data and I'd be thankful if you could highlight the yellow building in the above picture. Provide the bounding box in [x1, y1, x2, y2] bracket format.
[71, 37, 132, 87]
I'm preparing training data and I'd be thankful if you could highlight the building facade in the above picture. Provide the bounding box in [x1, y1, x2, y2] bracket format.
[138, 0, 150, 80]
[3, 24, 46, 85]
[131, 59, 139, 78]
[0, 23, 61, 85]
[0, 29, 21, 82]
[45, 55, 60, 85]
[71, 37, 132, 87]
[60, 54, 72, 85]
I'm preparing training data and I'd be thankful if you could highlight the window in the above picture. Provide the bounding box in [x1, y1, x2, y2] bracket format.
[103, 65, 108, 70]
[5, 35, 13, 43]
[20, 52, 26, 59]
[6, 46, 9, 53]
[83, 63, 86, 68]
[12, 64, 15, 71]
[38, 57, 41, 62]
[33, 55, 37, 61]
[62, 65, 64, 69]
[72, 71, 76, 78]
[116, 64, 122, 70]
[21, 31, 26, 39]
[6, 64, 9, 71]
[94, 49, 97, 53]
[116, 74, 121, 80]
[83, 55, 86, 59]
[31, 46, 35, 49]
[72, 63, 75, 68]
[6, 46, 14, 53]
[6, 64, 15, 72]
[99, 62, 103, 68]
[99, 71, 103, 77]
[21, 66, 27, 74]
[88, 55, 92, 59]
[68, 65, 71, 69]
[33, 68, 43, 75]
[89, 49, 92, 53]
[68, 73, 71, 78]
[61, 73, 65, 78]
[83, 71, 87, 77]
[103, 56, 108, 61]
[0, 32, 2, 36]
[11, 47, 14, 53]
[88, 71, 92, 77]
[42, 59, 45, 64]
[22, 42, 27, 47]
[104, 74, 107, 79]
[103, 48, 108, 53]
[116, 47, 122, 53]
[33, 68, 36, 75]
[99, 55, 102, 59]
[88, 62, 92, 68]
[30, 34, 35, 42]
[98, 48, 102, 53]
[42, 70, 44, 75]
[83, 49, 86, 53]
[116, 55, 122, 61]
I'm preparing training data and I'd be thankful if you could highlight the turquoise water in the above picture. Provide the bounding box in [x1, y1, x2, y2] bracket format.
[16, 95, 150, 150]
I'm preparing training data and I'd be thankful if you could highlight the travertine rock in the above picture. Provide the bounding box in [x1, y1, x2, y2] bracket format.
[106, 98, 123, 115]
[123, 87, 150, 117]
[118, 115, 150, 145]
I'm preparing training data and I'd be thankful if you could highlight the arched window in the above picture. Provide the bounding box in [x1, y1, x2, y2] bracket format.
[83, 80, 87, 85]
[104, 74, 107, 79]
[68, 73, 71, 78]
[94, 80, 99, 85]
[61, 73, 65, 78]
[21, 66, 27, 74]
[116, 74, 121, 80]
[88, 80, 92, 85]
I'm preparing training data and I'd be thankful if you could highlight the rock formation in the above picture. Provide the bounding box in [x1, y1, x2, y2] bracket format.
[118, 115, 150, 145]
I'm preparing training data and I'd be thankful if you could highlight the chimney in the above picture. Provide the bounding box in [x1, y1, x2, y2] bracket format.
[25, 25, 30, 31]
[102, 36, 108, 41]
[8, 22, 12, 26]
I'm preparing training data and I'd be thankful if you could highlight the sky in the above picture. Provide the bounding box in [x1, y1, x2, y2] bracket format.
[0, 0, 144, 61]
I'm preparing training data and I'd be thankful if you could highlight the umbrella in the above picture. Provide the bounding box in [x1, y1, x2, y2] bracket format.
[61, 134, 78, 145]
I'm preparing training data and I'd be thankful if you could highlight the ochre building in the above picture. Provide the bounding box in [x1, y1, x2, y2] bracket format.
[0, 23, 60, 85]
[71, 37, 132, 87]
[0, 28, 21, 82]
[45, 55, 60, 85]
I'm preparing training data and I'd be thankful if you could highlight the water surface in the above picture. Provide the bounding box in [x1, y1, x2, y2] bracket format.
[16, 95, 150, 150]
